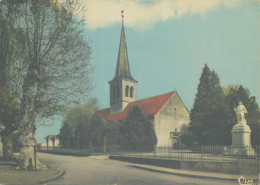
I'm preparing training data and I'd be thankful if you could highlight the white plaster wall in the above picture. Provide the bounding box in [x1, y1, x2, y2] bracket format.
[154, 93, 190, 146]
[40, 142, 47, 147]
[54, 138, 60, 147]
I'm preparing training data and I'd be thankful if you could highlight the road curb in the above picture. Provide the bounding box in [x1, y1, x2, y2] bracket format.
[37, 169, 65, 184]
[129, 165, 238, 182]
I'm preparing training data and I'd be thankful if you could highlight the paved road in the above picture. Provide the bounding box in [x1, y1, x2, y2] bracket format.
[38, 153, 238, 185]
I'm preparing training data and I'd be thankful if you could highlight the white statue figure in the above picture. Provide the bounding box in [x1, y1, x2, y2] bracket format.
[234, 101, 247, 124]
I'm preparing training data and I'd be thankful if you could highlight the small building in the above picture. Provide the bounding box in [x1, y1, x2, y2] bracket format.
[94, 14, 190, 147]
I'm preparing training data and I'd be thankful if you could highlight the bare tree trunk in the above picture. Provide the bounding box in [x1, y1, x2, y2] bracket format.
[2, 131, 13, 160]
[18, 113, 36, 170]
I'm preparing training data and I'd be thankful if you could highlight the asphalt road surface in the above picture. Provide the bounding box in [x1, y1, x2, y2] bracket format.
[38, 153, 238, 185]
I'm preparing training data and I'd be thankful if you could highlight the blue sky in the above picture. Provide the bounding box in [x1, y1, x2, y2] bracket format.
[36, 0, 260, 143]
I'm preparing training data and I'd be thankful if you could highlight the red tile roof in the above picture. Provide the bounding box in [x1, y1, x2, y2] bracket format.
[94, 91, 175, 121]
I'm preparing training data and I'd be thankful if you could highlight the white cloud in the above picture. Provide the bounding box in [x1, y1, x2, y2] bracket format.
[67, 0, 239, 31]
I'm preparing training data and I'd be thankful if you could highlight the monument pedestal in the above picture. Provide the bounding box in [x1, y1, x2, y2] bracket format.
[225, 102, 255, 156]
[229, 122, 255, 156]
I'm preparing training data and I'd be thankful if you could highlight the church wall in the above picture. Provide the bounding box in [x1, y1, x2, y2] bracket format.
[154, 93, 190, 146]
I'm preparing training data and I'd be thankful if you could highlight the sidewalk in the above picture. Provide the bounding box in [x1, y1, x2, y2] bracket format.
[109, 155, 260, 184]
[0, 160, 64, 185]
[128, 163, 258, 181]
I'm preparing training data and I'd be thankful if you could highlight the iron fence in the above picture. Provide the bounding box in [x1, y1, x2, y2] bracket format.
[38, 145, 260, 162]
[153, 145, 259, 162]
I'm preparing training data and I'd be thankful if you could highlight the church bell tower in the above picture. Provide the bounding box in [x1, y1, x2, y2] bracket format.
[109, 10, 137, 114]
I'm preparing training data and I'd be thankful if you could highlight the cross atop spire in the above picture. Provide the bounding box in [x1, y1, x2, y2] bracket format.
[121, 10, 124, 20]
[112, 10, 136, 82]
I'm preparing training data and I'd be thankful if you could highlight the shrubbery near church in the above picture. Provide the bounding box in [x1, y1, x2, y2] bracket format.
[60, 104, 157, 147]
[90, 105, 157, 147]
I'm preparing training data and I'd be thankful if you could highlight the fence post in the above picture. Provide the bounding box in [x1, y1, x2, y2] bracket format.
[258, 157, 260, 182]
[201, 146, 203, 161]
[181, 144, 183, 161]
[34, 145, 37, 170]
[258, 147, 260, 182]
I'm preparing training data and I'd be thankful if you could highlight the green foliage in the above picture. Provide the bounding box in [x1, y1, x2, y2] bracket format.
[105, 120, 122, 147]
[59, 99, 98, 147]
[121, 105, 157, 146]
[187, 64, 229, 145]
[225, 86, 260, 145]
[90, 115, 107, 147]
[89, 106, 157, 147]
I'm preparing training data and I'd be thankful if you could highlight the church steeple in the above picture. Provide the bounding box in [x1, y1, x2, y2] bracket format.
[109, 10, 137, 114]
[113, 10, 136, 82]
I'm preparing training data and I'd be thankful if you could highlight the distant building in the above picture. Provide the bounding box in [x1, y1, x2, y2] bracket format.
[94, 13, 190, 147]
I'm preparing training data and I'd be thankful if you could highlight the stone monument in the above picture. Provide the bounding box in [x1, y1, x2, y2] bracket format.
[230, 101, 254, 155]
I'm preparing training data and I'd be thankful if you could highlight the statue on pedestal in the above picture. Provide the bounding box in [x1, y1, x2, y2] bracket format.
[234, 101, 247, 124]
[228, 101, 255, 155]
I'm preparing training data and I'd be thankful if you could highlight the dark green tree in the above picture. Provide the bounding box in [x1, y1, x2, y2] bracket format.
[188, 64, 229, 145]
[105, 120, 122, 147]
[60, 99, 98, 147]
[90, 115, 107, 147]
[121, 105, 157, 146]
[59, 121, 74, 147]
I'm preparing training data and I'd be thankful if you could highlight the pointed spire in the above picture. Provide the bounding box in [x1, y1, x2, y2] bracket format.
[113, 10, 136, 81]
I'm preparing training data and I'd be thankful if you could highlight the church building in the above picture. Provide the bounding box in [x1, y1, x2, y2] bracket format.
[95, 12, 190, 147]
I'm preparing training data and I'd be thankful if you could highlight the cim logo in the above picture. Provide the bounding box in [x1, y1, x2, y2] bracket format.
[237, 176, 254, 185]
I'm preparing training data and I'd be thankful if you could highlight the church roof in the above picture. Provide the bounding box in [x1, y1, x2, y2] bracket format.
[94, 91, 175, 121]
[111, 12, 136, 82]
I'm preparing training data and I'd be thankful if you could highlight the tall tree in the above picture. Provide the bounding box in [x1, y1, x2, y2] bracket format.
[188, 64, 229, 145]
[59, 99, 98, 147]
[121, 105, 157, 146]
[0, 0, 20, 160]
[1, 0, 93, 169]
[90, 115, 107, 147]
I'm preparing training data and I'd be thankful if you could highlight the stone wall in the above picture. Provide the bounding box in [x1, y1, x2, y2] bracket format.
[154, 92, 190, 146]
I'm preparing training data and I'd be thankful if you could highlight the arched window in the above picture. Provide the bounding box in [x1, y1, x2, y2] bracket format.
[130, 87, 134, 98]
[116, 86, 120, 98]
[125, 85, 129, 97]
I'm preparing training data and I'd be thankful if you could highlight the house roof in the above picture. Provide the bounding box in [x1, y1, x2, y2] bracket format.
[94, 91, 175, 121]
